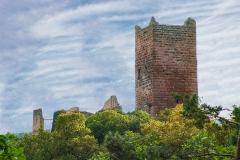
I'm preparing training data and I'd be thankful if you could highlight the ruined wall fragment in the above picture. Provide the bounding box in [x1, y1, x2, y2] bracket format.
[100, 95, 122, 111]
[32, 108, 44, 135]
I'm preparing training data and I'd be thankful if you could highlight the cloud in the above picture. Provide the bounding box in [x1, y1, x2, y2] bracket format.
[0, 0, 239, 134]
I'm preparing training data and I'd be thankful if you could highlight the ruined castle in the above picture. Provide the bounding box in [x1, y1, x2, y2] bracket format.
[32, 95, 121, 135]
[33, 17, 198, 134]
[135, 17, 198, 115]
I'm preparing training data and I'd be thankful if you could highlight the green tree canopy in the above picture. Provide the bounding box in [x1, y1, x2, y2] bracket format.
[0, 132, 25, 160]
[19, 112, 103, 160]
[86, 110, 131, 144]
[172, 93, 240, 160]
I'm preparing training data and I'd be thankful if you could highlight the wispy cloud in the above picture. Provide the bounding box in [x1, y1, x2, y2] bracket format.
[0, 0, 239, 134]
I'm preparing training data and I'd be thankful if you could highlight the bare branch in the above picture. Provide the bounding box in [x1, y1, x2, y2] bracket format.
[110, 154, 120, 160]
[195, 153, 235, 158]
[209, 113, 240, 126]
[199, 108, 240, 126]
[183, 153, 235, 158]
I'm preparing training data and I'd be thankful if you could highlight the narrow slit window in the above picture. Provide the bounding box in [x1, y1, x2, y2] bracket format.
[138, 69, 141, 80]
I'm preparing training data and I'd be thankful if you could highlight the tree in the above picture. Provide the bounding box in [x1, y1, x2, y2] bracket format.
[19, 112, 102, 160]
[92, 104, 200, 160]
[0, 132, 25, 160]
[126, 109, 151, 133]
[204, 122, 235, 146]
[18, 127, 54, 160]
[172, 93, 240, 159]
[52, 112, 102, 160]
[182, 132, 236, 160]
[93, 131, 175, 160]
[86, 110, 151, 144]
[141, 104, 199, 148]
[86, 110, 131, 144]
[51, 109, 65, 132]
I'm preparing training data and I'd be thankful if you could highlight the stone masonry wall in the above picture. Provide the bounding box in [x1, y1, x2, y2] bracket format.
[66, 107, 79, 113]
[101, 95, 122, 111]
[32, 108, 44, 135]
[135, 17, 198, 116]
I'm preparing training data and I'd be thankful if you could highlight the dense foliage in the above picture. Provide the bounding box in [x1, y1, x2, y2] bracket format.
[85, 109, 151, 144]
[51, 110, 65, 132]
[12, 95, 240, 159]
[18, 112, 103, 160]
[0, 132, 25, 160]
[172, 93, 240, 159]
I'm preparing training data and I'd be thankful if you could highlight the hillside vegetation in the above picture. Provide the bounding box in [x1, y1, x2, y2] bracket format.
[1, 94, 239, 160]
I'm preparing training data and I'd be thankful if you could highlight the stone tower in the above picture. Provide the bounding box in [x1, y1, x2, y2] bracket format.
[135, 17, 198, 116]
[33, 108, 44, 135]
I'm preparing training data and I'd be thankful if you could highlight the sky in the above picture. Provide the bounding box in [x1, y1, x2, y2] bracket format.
[0, 0, 239, 134]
